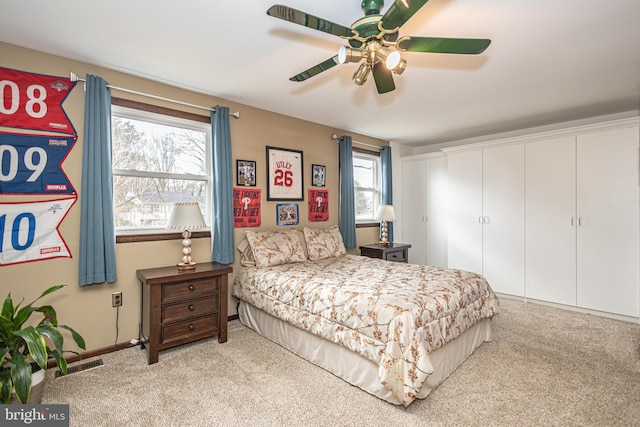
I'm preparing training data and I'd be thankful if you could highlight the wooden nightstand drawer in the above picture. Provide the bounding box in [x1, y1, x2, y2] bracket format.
[162, 295, 219, 323]
[359, 243, 411, 263]
[162, 278, 218, 302]
[387, 250, 407, 262]
[360, 247, 383, 259]
[137, 262, 232, 364]
[162, 314, 219, 344]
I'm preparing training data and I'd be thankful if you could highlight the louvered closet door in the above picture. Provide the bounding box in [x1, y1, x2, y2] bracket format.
[525, 136, 577, 306]
[482, 144, 525, 297]
[576, 127, 640, 317]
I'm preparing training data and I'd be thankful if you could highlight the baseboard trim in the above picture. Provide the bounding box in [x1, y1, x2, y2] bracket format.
[48, 314, 241, 369]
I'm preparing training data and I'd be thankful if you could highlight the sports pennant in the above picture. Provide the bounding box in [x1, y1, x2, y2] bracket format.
[0, 66, 77, 135]
[308, 189, 329, 222]
[233, 188, 261, 228]
[0, 197, 75, 266]
[0, 132, 76, 194]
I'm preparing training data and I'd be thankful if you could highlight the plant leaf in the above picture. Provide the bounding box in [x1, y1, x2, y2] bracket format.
[0, 368, 12, 404]
[10, 353, 31, 403]
[1, 293, 15, 319]
[13, 326, 48, 370]
[38, 324, 64, 353]
[60, 324, 86, 350]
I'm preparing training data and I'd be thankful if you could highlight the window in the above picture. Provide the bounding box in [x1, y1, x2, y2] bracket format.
[111, 103, 211, 233]
[353, 150, 381, 222]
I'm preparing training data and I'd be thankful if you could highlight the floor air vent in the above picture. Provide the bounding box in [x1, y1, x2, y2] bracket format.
[55, 359, 104, 378]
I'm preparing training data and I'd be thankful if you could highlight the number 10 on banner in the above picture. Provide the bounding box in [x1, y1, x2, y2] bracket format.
[0, 198, 74, 266]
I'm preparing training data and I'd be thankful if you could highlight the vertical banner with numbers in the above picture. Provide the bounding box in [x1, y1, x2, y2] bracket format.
[0, 66, 77, 135]
[233, 188, 261, 228]
[0, 132, 76, 194]
[308, 189, 329, 222]
[0, 197, 75, 266]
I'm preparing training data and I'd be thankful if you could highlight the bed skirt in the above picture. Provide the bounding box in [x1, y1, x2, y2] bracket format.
[238, 301, 493, 406]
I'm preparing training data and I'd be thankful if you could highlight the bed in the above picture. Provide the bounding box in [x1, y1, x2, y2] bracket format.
[232, 226, 500, 407]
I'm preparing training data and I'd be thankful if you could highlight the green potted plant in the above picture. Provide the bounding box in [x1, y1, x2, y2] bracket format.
[0, 284, 86, 403]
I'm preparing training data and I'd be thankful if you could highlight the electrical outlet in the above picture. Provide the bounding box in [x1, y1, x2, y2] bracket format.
[112, 291, 122, 307]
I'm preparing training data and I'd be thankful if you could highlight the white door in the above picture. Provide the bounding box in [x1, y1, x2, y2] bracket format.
[425, 156, 448, 267]
[525, 136, 577, 305]
[576, 127, 640, 317]
[482, 144, 525, 296]
[447, 150, 483, 274]
[401, 159, 427, 264]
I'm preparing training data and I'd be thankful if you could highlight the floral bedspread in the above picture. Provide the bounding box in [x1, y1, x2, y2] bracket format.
[232, 254, 499, 406]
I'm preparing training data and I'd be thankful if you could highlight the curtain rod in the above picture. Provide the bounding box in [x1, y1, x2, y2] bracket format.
[331, 133, 382, 149]
[69, 72, 240, 118]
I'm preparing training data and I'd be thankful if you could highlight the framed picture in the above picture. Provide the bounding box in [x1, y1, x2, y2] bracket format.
[237, 160, 256, 186]
[266, 146, 303, 201]
[276, 203, 299, 226]
[312, 164, 326, 187]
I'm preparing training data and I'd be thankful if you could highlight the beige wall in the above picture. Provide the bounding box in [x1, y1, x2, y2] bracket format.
[0, 42, 385, 353]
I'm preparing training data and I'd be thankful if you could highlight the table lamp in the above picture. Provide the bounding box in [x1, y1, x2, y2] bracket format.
[375, 205, 396, 246]
[167, 202, 207, 270]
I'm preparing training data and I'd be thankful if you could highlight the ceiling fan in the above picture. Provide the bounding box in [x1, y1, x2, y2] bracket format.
[267, 0, 491, 94]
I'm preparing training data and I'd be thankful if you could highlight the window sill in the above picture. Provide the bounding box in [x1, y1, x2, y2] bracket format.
[116, 230, 211, 243]
[356, 222, 380, 228]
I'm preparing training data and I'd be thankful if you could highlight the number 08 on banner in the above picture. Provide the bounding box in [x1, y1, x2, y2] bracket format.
[0, 66, 77, 135]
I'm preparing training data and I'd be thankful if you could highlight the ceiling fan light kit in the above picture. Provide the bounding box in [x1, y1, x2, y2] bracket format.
[267, 0, 491, 94]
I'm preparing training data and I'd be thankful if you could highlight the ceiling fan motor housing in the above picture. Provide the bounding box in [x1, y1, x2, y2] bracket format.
[362, 0, 385, 16]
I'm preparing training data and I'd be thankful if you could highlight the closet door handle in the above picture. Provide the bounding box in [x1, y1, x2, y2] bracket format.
[483, 216, 489, 224]
[479, 216, 483, 224]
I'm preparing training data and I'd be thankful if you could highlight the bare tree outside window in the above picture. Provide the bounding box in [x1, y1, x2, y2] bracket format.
[111, 106, 211, 231]
[353, 152, 380, 222]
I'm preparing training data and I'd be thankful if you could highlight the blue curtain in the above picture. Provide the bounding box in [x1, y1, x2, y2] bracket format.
[338, 135, 357, 248]
[78, 75, 117, 286]
[211, 106, 234, 264]
[380, 146, 393, 242]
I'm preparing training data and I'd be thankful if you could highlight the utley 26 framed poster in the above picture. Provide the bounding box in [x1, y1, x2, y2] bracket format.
[266, 146, 303, 201]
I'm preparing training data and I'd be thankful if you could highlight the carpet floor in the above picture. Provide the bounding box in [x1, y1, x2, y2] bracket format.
[42, 298, 640, 426]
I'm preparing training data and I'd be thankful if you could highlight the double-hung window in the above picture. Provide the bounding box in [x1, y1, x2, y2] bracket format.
[353, 149, 381, 223]
[111, 102, 212, 234]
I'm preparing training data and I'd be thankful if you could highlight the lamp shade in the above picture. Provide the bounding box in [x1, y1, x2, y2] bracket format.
[374, 205, 396, 222]
[167, 202, 206, 231]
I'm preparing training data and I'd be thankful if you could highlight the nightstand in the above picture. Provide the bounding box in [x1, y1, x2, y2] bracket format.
[359, 243, 411, 263]
[137, 262, 233, 364]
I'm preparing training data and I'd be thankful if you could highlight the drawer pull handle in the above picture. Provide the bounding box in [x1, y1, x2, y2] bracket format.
[188, 304, 195, 311]
[188, 285, 195, 291]
[189, 324, 195, 331]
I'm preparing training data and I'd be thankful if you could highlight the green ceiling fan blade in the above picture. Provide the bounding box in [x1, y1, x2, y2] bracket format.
[372, 62, 395, 94]
[398, 36, 491, 54]
[267, 5, 353, 38]
[381, 0, 429, 30]
[289, 56, 340, 82]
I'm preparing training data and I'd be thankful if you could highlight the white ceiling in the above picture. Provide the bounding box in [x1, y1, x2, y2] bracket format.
[1, 0, 639, 147]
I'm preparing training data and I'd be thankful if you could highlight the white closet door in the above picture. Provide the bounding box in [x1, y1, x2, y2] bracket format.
[576, 127, 640, 317]
[401, 159, 427, 264]
[525, 137, 577, 305]
[482, 144, 525, 296]
[425, 156, 448, 267]
[447, 150, 483, 274]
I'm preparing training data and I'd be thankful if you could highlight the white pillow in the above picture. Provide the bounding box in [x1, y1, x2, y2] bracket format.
[245, 229, 307, 267]
[303, 225, 347, 260]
